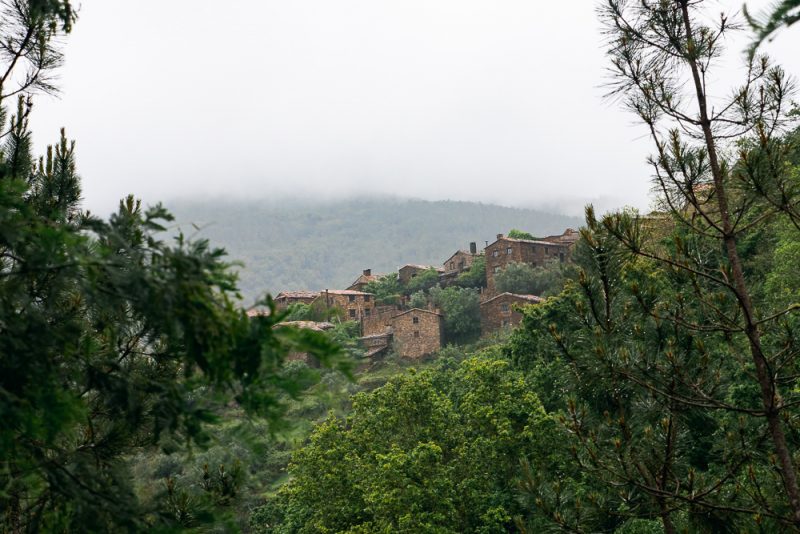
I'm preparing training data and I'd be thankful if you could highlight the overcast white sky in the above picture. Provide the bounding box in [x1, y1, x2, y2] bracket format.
[28, 0, 800, 216]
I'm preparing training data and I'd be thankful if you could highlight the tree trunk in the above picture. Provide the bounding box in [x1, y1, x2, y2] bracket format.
[678, 0, 800, 524]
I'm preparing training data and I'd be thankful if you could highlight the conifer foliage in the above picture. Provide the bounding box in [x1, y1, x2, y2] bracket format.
[0, 1, 341, 530]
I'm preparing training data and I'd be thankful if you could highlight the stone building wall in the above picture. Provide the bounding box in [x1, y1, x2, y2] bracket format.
[274, 291, 319, 310]
[480, 293, 543, 335]
[484, 236, 571, 291]
[442, 250, 475, 275]
[392, 309, 443, 359]
[361, 305, 400, 336]
[313, 290, 376, 321]
[398, 265, 442, 286]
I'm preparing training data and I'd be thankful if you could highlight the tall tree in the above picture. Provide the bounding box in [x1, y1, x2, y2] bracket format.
[590, 0, 800, 526]
[0, 1, 344, 530]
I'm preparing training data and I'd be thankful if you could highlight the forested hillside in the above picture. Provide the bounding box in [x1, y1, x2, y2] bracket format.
[166, 198, 581, 300]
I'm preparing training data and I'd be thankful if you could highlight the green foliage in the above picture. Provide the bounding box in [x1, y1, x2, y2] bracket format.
[257, 356, 557, 532]
[507, 228, 535, 240]
[0, 8, 346, 529]
[404, 267, 441, 295]
[364, 273, 402, 305]
[283, 302, 313, 321]
[429, 286, 481, 343]
[745, 0, 800, 55]
[494, 261, 568, 297]
[408, 289, 429, 309]
[455, 254, 486, 289]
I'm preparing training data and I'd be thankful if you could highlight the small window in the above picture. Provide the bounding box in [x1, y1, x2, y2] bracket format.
[348, 295, 356, 302]
[506, 247, 512, 255]
[411, 273, 417, 278]
[450, 261, 455, 270]
[414, 331, 420, 338]
[413, 316, 419, 324]
[364, 295, 371, 302]
[501, 303, 510, 313]
[492, 250, 499, 257]
[459, 260, 465, 269]
[349, 309, 356, 318]
[364, 308, 371, 317]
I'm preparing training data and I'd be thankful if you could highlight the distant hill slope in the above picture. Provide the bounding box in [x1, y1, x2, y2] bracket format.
[165, 197, 583, 302]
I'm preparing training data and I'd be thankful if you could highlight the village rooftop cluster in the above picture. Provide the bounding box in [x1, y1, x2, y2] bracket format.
[255, 229, 579, 360]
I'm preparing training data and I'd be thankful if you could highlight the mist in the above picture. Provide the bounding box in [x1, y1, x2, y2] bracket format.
[27, 0, 800, 217]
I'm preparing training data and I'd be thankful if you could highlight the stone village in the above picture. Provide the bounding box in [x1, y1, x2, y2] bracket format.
[253, 229, 579, 362]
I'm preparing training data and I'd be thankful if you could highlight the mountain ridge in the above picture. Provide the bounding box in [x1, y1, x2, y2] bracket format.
[165, 197, 583, 302]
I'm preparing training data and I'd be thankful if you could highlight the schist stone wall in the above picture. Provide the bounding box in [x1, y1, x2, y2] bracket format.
[312, 290, 376, 321]
[442, 249, 476, 275]
[484, 236, 572, 292]
[480, 293, 543, 334]
[274, 291, 319, 310]
[391, 309, 443, 359]
[398, 265, 440, 286]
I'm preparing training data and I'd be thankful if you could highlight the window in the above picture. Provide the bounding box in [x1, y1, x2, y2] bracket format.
[450, 261, 455, 270]
[414, 331, 420, 338]
[348, 295, 356, 302]
[560, 253, 565, 263]
[364, 308, 371, 317]
[364, 295, 371, 302]
[349, 309, 356, 318]
[458, 260, 465, 269]
[501, 303, 510, 313]
[413, 316, 419, 324]
[492, 250, 499, 257]
[411, 273, 417, 278]
[506, 247, 512, 255]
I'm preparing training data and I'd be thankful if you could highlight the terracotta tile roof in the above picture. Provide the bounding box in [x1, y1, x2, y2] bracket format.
[393, 307, 443, 318]
[400, 264, 445, 272]
[274, 290, 320, 300]
[492, 237, 560, 246]
[276, 321, 335, 331]
[318, 289, 375, 296]
[480, 292, 544, 306]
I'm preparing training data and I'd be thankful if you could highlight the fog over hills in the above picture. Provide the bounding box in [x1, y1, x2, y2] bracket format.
[165, 197, 583, 302]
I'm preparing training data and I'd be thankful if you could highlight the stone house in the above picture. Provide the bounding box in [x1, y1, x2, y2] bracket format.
[311, 289, 376, 321]
[360, 332, 393, 358]
[273, 320, 335, 366]
[398, 264, 444, 286]
[484, 234, 572, 292]
[361, 304, 403, 337]
[442, 242, 478, 275]
[347, 268, 381, 292]
[480, 293, 543, 334]
[358, 307, 444, 359]
[273, 290, 320, 310]
[541, 228, 581, 246]
[390, 308, 444, 359]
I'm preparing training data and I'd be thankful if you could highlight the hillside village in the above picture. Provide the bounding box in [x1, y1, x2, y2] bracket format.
[254, 228, 579, 361]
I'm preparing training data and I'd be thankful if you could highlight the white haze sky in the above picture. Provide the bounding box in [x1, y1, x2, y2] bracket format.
[28, 0, 800, 216]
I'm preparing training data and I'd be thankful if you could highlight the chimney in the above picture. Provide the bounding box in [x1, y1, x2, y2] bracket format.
[497, 233, 503, 240]
[469, 242, 477, 254]
[363, 268, 371, 277]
